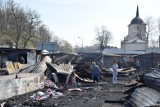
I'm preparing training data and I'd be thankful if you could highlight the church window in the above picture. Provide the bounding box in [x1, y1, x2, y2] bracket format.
[137, 26, 140, 31]
[137, 34, 142, 39]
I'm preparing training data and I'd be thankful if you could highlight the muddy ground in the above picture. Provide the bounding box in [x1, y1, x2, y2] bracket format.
[0, 74, 136, 107]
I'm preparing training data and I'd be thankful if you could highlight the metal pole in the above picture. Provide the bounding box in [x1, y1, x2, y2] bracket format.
[124, 43, 125, 54]
[82, 39, 83, 53]
[159, 35, 160, 48]
[78, 37, 83, 53]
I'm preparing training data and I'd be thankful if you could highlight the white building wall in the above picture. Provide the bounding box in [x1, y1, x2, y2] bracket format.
[102, 47, 160, 55]
[128, 25, 137, 37]
[0, 73, 44, 100]
[123, 43, 146, 51]
[128, 24, 146, 40]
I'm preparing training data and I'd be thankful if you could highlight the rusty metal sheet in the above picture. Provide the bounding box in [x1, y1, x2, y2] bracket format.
[129, 87, 160, 107]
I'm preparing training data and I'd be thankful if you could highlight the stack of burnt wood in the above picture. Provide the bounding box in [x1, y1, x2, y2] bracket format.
[73, 61, 92, 79]
[49, 53, 96, 79]
[4, 52, 103, 81]
[54, 53, 98, 78]
[8, 54, 94, 84]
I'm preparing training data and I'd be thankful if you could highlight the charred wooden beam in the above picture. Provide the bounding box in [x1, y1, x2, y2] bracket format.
[124, 83, 145, 95]
[105, 99, 126, 104]
[136, 74, 144, 83]
[125, 80, 138, 87]
[125, 74, 144, 87]
[103, 90, 124, 93]
[146, 106, 160, 107]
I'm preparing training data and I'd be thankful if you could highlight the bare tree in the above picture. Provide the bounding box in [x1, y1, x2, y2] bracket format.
[21, 10, 41, 48]
[145, 16, 155, 43]
[0, 0, 58, 49]
[0, 0, 44, 48]
[4, 0, 25, 48]
[59, 40, 73, 53]
[50, 35, 73, 53]
[36, 24, 53, 43]
[51, 35, 61, 44]
[0, 0, 33, 48]
[94, 25, 113, 53]
[0, 0, 14, 46]
[156, 17, 160, 47]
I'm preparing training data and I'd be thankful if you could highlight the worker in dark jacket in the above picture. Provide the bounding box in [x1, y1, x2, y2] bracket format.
[91, 62, 100, 85]
[19, 56, 25, 64]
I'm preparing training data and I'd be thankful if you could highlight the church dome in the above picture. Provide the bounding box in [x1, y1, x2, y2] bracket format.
[130, 5, 144, 25]
[130, 17, 144, 24]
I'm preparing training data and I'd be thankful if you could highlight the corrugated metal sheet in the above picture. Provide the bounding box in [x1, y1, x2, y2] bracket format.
[145, 70, 160, 78]
[32, 56, 52, 73]
[32, 61, 47, 73]
[46, 63, 70, 75]
[12, 65, 36, 74]
[144, 70, 160, 92]
[129, 87, 160, 107]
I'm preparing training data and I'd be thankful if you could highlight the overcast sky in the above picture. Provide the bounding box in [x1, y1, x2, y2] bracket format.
[14, 0, 160, 48]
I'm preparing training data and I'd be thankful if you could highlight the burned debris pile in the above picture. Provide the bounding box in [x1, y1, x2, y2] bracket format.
[0, 53, 160, 107]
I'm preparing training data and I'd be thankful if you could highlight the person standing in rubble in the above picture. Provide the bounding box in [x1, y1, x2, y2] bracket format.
[157, 61, 160, 69]
[65, 70, 77, 88]
[91, 62, 100, 85]
[19, 56, 25, 64]
[112, 61, 118, 84]
[135, 59, 140, 72]
[70, 71, 77, 88]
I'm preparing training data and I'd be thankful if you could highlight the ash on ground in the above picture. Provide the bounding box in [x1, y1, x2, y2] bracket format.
[0, 75, 135, 107]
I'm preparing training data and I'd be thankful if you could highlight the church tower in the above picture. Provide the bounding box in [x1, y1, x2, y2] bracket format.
[121, 5, 148, 51]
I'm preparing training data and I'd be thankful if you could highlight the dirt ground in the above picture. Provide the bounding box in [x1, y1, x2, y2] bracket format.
[0, 74, 135, 107]
[55, 75, 132, 107]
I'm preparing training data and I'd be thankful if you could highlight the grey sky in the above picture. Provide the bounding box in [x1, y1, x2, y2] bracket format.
[14, 0, 160, 48]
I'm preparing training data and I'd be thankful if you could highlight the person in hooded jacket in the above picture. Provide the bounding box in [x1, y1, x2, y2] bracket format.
[91, 62, 101, 85]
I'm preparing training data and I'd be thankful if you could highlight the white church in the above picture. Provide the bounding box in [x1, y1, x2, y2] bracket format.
[103, 5, 160, 55]
[121, 5, 147, 51]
